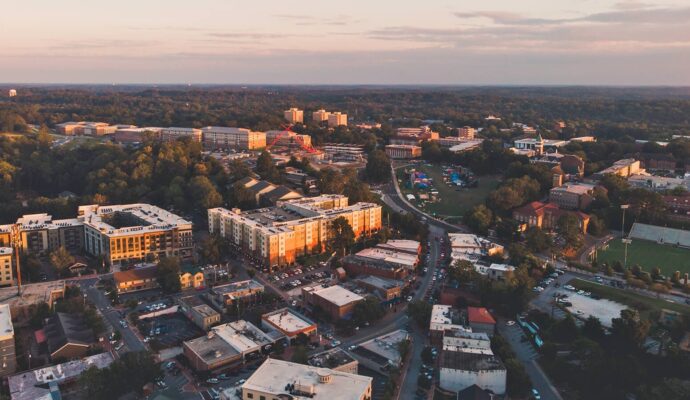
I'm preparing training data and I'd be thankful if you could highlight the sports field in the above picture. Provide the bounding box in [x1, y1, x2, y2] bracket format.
[596, 238, 690, 276]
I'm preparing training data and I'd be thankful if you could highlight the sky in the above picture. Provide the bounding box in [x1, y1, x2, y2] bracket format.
[2, 0, 690, 85]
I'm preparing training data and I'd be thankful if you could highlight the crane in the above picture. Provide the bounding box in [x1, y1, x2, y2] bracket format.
[266, 125, 318, 153]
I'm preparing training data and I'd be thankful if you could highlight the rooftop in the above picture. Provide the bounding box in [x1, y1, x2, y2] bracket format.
[262, 308, 316, 335]
[305, 285, 364, 307]
[113, 266, 158, 284]
[430, 305, 467, 332]
[212, 280, 264, 298]
[375, 239, 420, 254]
[78, 203, 191, 238]
[358, 329, 409, 366]
[8, 353, 114, 400]
[467, 307, 496, 325]
[0, 247, 12, 256]
[356, 275, 404, 291]
[0, 304, 14, 341]
[308, 347, 357, 369]
[242, 358, 372, 400]
[354, 247, 418, 269]
[440, 350, 505, 372]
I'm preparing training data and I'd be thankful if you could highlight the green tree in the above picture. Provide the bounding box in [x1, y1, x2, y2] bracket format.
[49, 246, 75, 276]
[256, 150, 280, 181]
[582, 316, 605, 342]
[291, 345, 309, 364]
[464, 204, 493, 235]
[329, 216, 355, 256]
[557, 214, 583, 250]
[525, 227, 552, 253]
[407, 300, 432, 328]
[353, 296, 385, 325]
[364, 150, 391, 183]
[188, 175, 223, 210]
[156, 257, 182, 293]
[505, 358, 532, 397]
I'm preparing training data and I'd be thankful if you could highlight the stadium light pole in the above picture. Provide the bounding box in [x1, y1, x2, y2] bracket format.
[621, 205, 630, 269]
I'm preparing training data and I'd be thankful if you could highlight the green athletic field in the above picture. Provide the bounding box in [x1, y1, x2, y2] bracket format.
[596, 238, 690, 276]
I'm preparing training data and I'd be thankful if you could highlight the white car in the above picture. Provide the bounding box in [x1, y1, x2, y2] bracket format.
[506, 320, 516, 326]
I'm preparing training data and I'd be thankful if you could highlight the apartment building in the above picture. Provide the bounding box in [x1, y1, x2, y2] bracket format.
[0, 248, 13, 287]
[322, 143, 366, 162]
[79, 204, 194, 266]
[202, 127, 266, 150]
[284, 108, 304, 124]
[385, 144, 421, 159]
[439, 350, 506, 395]
[230, 358, 372, 400]
[0, 304, 15, 377]
[161, 127, 202, 143]
[208, 195, 381, 267]
[302, 284, 364, 320]
[112, 267, 159, 294]
[390, 126, 439, 146]
[0, 214, 84, 255]
[208, 280, 265, 309]
[328, 112, 348, 127]
[308, 347, 359, 375]
[457, 126, 476, 139]
[312, 109, 331, 122]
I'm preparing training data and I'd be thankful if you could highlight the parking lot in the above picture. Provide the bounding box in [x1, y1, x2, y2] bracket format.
[139, 313, 204, 347]
[556, 288, 627, 328]
[263, 264, 334, 294]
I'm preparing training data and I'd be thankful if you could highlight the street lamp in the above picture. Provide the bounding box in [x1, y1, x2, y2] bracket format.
[620, 205, 630, 268]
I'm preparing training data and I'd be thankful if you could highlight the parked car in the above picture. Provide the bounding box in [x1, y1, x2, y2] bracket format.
[207, 378, 219, 384]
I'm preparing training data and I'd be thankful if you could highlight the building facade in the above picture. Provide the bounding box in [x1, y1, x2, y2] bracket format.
[201, 127, 266, 150]
[385, 144, 421, 159]
[513, 201, 590, 234]
[327, 112, 348, 127]
[0, 248, 13, 287]
[302, 285, 364, 320]
[0, 304, 16, 377]
[312, 109, 331, 122]
[457, 126, 476, 139]
[208, 195, 381, 267]
[161, 127, 202, 142]
[284, 108, 304, 124]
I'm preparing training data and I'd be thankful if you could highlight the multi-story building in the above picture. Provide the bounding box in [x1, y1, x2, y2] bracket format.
[354, 275, 403, 302]
[79, 204, 193, 266]
[467, 307, 496, 336]
[344, 246, 418, 275]
[549, 183, 596, 210]
[208, 195, 381, 267]
[207, 280, 265, 310]
[0, 304, 15, 377]
[179, 296, 221, 330]
[202, 127, 266, 150]
[390, 126, 439, 146]
[663, 193, 690, 221]
[227, 358, 373, 400]
[265, 130, 312, 148]
[593, 158, 641, 179]
[385, 144, 421, 159]
[8, 89, 17, 98]
[628, 174, 690, 192]
[327, 112, 347, 127]
[356, 329, 410, 370]
[447, 233, 503, 265]
[439, 349, 506, 395]
[113, 127, 163, 144]
[261, 308, 318, 341]
[513, 201, 590, 234]
[312, 109, 331, 122]
[457, 126, 476, 139]
[430, 305, 469, 345]
[112, 267, 159, 294]
[228, 358, 372, 400]
[284, 108, 304, 124]
[322, 143, 366, 162]
[375, 239, 420, 255]
[55, 121, 116, 136]
[161, 127, 202, 143]
[0, 214, 83, 255]
[0, 248, 13, 287]
[302, 284, 364, 320]
[184, 320, 275, 371]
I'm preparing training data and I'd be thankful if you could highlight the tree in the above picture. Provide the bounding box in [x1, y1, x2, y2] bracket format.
[364, 150, 391, 183]
[421, 346, 434, 364]
[464, 204, 493, 235]
[255, 150, 280, 181]
[49, 246, 75, 276]
[582, 316, 605, 342]
[317, 167, 345, 194]
[79, 351, 161, 400]
[610, 309, 650, 354]
[505, 358, 532, 397]
[188, 175, 223, 210]
[407, 300, 432, 328]
[291, 345, 309, 364]
[449, 259, 479, 283]
[156, 257, 182, 293]
[525, 227, 552, 253]
[557, 214, 583, 250]
[353, 296, 385, 325]
[329, 216, 355, 256]
[587, 215, 607, 236]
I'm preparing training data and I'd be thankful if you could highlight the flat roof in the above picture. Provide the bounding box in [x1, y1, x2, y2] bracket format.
[376, 239, 420, 254]
[440, 350, 504, 372]
[79, 203, 191, 238]
[358, 329, 409, 365]
[430, 305, 468, 332]
[0, 247, 12, 256]
[0, 304, 13, 341]
[262, 308, 316, 335]
[356, 275, 404, 291]
[308, 347, 357, 369]
[354, 247, 418, 268]
[212, 280, 264, 297]
[8, 353, 114, 400]
[307, 285, 364, 307]
[242, 358, 372, 399]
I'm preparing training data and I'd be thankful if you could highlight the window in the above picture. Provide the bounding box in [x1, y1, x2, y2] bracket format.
[260, 397, 266, 400]
[247, 394, 253, 399]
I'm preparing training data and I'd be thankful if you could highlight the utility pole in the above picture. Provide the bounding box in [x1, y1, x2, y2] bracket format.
[621, 205, 630, 268]
[10, 224, 22, 297]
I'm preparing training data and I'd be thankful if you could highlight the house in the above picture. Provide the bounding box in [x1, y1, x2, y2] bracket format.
[302, 285, 364, 320]
[43, 313, 96, 360]
[112, 267, 159, 294]
[180, 267, 206, 290]
[179, 296, 221, 330]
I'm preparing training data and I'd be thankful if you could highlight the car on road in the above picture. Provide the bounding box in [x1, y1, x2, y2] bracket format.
[348, 345, 357, 351]
[237, 379, 246, 385]
[564, 285, 576, 291]
[531, 388, 541, 399]
[218, 373, 232, 380]
[207, 378, 219, 384]
[406, 296, 413, 302]
[506, 320, 516, 326]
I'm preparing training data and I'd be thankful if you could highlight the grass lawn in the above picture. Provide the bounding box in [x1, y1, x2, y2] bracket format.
[596, 238, 690, 276]
[569, 278, 690, 320]
[397, 164, 500, 217]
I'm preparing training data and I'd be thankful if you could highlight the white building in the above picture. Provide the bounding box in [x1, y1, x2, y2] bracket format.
[8, 89, 17, 97]
[201, 127, 266, 150]
[224, 358, 373, 400]
[447, 234, 503, 264]
[439, 350, 506, 395]
[442, 330, 492, 353]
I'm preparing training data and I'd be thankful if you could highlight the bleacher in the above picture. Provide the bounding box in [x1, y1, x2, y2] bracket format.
[629, 223, 690, 249]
